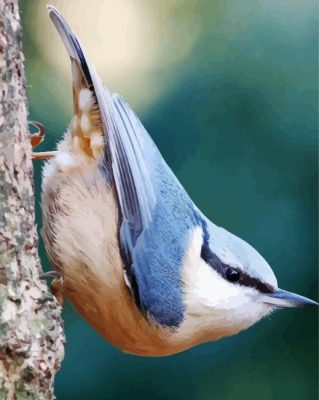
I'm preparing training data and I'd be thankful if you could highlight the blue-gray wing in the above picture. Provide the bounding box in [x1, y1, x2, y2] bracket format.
[98, 92, 157, 252]
[95, 90, 196, 327]
[86, 78, 194, 328]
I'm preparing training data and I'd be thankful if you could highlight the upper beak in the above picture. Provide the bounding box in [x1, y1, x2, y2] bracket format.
[260, 289, 318, 308]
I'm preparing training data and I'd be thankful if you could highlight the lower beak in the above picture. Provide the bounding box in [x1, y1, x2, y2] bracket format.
[260, 289, 318, 308]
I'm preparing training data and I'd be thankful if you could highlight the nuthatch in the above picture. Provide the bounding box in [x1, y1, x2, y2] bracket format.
[37, 6, 318, 356]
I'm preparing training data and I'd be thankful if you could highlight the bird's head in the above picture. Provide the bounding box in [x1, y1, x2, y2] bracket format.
[179, 218, 317, 342]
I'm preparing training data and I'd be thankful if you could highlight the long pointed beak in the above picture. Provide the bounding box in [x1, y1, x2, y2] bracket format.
[260, 289, 318, 308]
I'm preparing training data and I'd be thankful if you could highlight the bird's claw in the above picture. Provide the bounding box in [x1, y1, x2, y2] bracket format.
[29, 120, 45, 149]
[29, 120, 57, 160]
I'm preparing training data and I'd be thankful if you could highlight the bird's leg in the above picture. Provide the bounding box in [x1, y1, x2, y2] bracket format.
[40, 271, 64, 306]
[29, 121, 57, 160]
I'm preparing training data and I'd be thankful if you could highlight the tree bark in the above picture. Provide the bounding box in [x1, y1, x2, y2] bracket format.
[0, 1, 65, 399]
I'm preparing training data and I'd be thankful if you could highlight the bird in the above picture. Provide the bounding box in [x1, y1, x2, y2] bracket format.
[36, 6, 318, 357]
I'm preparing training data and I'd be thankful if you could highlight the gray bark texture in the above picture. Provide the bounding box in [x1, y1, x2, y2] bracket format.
[0, 1, 65, 399]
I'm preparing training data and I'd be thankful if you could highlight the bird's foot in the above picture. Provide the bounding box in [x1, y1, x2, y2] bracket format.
[29, 120, 57, 160]
[29, 120, 45, 149]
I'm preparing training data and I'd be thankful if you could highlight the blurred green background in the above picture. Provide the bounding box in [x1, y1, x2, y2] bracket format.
[21, 0, 317, 399]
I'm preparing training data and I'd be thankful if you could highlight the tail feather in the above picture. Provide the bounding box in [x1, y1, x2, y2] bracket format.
[48, 5, 104, 160]
[48, 5, 92, 86]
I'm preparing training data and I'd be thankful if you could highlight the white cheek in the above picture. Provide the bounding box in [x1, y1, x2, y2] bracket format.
[182, 227, 253, 311]
[185, 257, 250, 310]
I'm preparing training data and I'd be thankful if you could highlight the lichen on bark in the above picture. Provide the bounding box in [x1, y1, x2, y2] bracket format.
[0, 1, 65, 399]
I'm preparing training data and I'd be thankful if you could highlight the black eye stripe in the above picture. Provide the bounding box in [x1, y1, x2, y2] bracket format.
[239, 273, 274, 294]
[200, 222, 274, 294]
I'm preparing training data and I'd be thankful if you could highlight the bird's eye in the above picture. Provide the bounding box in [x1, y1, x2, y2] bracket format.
[225, 267, 241, 283]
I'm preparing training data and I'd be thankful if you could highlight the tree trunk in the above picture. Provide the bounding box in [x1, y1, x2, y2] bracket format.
[0, 1, 65, 398]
